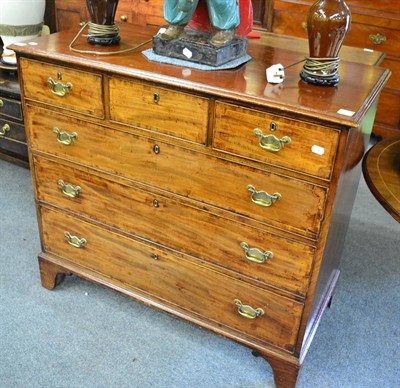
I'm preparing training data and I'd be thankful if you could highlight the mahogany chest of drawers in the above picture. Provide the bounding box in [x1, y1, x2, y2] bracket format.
[13, 24, 389, 387]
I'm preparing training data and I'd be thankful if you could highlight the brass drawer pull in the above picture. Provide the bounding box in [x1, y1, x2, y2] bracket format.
[0, 99, 4, 108]
[234, 299, 264, 319]
[247, 184, 281, 207]
[48, 77, 73, 97]
[58, 179, 81, 198]
[64, 231, 87, 248]
[240, 242, 273, 264]
[369, 33, 387, 45]
[0, 123, 10, 136]
[120, 15, 128, 22]
[53, 127, 77, 145]
[253, 128, 291, 152]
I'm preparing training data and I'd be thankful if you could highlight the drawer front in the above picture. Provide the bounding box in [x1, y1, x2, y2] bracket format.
[345, 23, 400, 57]
[0, 118, 25, 143]
[40, 206, 303, 352]
[109, 77, 209, 144]
[34, 156, 315, 296]
[20, 58, 104, 118]
[26, 106, 327, 238]
[0, 96, 22, 121]
[213, 102, 339, 180]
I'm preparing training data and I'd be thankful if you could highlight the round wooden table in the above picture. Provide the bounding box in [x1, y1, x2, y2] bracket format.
[362, 136, 400, 222]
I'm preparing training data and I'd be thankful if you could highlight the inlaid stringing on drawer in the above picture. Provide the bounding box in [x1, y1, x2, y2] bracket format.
[109, 77, 209, 144]
[19, 58, 104, 118]
[213, 101, 340, 180]
[40, 205, 304, 352]
[26, 105, 327, 239]
[34, 155, 316, 297]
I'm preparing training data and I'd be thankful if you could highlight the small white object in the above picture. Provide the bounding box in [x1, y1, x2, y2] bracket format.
[182, 68, 192, 77]
[182, 48, 192, 59]
[158, 27, 167, 35]
[85, 292, 89, 296]
[28, 42, 38, 46]
[337, 108, 355, 117]
[266, 64, 285, 84]
[311, 145, 325, 156]
[363, 48, 374, 52]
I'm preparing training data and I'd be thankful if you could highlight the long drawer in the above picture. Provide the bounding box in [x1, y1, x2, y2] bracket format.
[34, 155, 315, 296]
[26, 105, 327, 239]
[39, 205, 304, 352]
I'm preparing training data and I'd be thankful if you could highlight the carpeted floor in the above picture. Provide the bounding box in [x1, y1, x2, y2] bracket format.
[0, 159, 399, 388]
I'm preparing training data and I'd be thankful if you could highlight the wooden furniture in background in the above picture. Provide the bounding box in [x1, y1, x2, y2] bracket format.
[0, 67, 28, 167]
[268, 0, 400, 139]
[362, 136, 400, 222]
[13, 24, 389, 387]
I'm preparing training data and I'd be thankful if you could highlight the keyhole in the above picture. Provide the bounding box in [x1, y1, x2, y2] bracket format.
[153, 93, 160, 103]
[270, 122, 277, 131]
[153, 199, 159, 208]
[153, 144, 160, 154]
[57, 71, 62, 80]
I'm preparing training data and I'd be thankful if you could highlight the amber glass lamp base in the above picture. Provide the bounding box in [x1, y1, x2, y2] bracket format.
[301, 0, 351, 87]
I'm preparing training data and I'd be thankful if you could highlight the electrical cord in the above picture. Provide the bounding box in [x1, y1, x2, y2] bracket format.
[69, 22, 152, 55]
[301, 56, 340, 77]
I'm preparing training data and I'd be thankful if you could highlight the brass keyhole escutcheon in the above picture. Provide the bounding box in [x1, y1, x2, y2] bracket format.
[153, 93, 160, 103]
[153, 144, 160, 154]
[153, 199, 159, 208]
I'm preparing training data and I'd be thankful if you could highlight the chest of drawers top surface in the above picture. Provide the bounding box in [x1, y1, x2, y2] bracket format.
[12, 24, 389, 129]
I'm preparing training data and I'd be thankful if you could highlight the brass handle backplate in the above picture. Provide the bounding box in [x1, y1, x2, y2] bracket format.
[53, 127, 77, 145]
[64, 231, 87, 248]
[48, 77, 73, 97]
[247, 185, 281, 207]
[0, 123, 10, 136]
[240, 242, 273, 264]
[58, 180, 81, 198]
[234, 299, 264, 319]
[254, 128, 291, 152]
[369, 33, 387, 45]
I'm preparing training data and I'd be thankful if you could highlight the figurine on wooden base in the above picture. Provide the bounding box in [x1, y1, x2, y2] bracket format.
[152, 0, 253, 67]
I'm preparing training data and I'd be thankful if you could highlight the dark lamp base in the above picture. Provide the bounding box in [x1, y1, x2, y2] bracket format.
[87, 34, 120, 46]
[299, 69, 340, 87]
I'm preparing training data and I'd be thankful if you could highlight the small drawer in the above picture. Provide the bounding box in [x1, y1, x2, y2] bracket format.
[213, 102, 339, 180]
[19, 58, 104, 118]
[40, 205, 304, 352]
[0, 96, 23, 121]
[109, 77, 209, 144]
[34, 156, 315, 296]
[0, 118, 26, 143]
[26, 105, 327, 239]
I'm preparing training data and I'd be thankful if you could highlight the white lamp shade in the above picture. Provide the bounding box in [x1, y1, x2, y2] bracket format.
[0, 0, 46, 64]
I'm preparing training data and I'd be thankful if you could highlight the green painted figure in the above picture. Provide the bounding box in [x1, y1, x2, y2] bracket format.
[161, 0, 240, 46]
